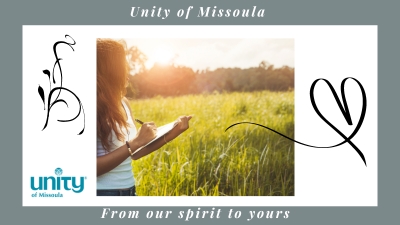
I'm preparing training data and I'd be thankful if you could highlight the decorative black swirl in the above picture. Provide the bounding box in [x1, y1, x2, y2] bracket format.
[225, 77, 367, 166]
[38, 35, 85, 135]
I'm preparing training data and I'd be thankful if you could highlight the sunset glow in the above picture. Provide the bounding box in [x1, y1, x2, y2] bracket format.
[146, 47, 175, 68]
[127, 39, 294, 71]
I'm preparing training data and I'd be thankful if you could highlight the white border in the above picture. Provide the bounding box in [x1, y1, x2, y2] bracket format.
[23, 26, 377, 206]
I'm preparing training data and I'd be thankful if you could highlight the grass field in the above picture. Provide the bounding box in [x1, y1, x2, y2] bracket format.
[128, 91, 294, 196]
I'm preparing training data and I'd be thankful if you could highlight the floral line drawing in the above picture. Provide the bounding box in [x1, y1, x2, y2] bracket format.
[38, 35, 85, 135]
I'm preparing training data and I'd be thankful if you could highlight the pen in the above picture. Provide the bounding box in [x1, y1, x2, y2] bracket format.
[135, 118, 144, 125]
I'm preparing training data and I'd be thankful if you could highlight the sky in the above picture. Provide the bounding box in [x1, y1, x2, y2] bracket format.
[125, 39, 294, 71]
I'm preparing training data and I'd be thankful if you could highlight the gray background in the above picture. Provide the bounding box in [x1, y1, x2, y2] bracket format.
[1, 0, 397, 224]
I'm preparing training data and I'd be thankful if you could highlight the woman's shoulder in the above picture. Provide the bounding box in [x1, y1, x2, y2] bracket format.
[122, 97, 133, 117]
[122, 97, 130, 106]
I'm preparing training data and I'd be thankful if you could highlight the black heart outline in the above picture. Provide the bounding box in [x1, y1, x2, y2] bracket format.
[225, 77, 368, 166]
[310, 77, 367, 166]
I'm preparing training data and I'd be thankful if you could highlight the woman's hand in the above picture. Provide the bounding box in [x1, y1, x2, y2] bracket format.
[129, 116, 192, 160]
[134, 122, 157, 147]
[171, 115, 192, 138]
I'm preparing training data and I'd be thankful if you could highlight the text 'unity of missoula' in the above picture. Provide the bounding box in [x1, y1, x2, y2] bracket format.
[130, 6, 266, 19]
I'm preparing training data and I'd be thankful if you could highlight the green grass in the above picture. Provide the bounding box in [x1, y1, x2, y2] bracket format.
[128, 91, 294, 196]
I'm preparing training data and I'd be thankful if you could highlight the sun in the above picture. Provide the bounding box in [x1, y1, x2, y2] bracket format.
[154, 47, 174, 65]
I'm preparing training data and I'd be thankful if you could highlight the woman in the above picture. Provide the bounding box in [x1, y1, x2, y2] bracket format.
[96, 39, 192, 196]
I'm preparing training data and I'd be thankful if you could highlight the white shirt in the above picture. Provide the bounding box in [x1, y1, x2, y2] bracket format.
[97, 101, 137, 189]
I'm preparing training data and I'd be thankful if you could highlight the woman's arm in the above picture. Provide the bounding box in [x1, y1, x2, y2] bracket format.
[131, 116, 192, 160]
[122, 97, 192, 160]
[97, 122, 157, 177]
[97, 136, 142, 176]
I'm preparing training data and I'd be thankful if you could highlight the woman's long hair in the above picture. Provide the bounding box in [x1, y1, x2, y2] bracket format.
[97, 39, 129, 151]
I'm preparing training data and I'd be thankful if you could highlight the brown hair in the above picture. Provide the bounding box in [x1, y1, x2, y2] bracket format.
[97, 39, 129, 151]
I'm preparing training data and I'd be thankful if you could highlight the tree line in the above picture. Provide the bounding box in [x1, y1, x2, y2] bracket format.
[125, 46, 294, 99]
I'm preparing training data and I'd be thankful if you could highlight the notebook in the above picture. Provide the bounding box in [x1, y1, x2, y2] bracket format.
[133, 121, 178, 153]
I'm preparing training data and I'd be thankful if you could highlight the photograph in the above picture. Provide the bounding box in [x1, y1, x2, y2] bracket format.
[96, 38, 295, 196]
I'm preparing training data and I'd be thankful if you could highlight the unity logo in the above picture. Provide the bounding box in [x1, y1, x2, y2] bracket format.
[30, 168, 86, 198]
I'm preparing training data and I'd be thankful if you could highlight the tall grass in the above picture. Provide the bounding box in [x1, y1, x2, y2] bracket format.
[129, 91, 294, 196]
